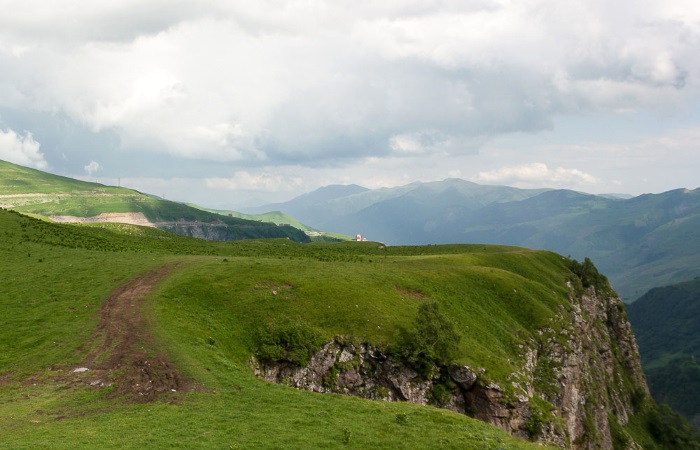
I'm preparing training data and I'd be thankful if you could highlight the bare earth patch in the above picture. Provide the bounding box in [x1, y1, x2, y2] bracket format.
[396, 286, 427, 300]
[49, 212, 155, 227]
[39, 265, 196, 402]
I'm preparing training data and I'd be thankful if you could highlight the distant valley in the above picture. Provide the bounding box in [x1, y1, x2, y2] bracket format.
[628, 277, 700, 427]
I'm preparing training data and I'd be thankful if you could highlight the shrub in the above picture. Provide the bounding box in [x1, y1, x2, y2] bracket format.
[255, 319, 324, 366]
[395, 412, 408, 425]
[608, 414, 629, 450]
[524, 408, 544, 440]
[429, 383, 452, 407]
[567, 257, 610, 292]
[394, 301, 461, 370]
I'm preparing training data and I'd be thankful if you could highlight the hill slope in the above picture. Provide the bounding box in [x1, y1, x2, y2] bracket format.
[0, 159, 309, 242]
[627, 278, 700, 426]
[0, 208, 689, 449]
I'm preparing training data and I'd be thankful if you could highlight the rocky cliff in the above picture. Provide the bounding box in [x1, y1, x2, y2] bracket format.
[253, 282, 649, 449]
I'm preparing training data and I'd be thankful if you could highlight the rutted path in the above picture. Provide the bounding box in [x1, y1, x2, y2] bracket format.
[61, 264, 194, 402]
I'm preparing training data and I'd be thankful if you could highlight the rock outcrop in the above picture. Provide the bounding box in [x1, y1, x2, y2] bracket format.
[253, 284, 649, 449]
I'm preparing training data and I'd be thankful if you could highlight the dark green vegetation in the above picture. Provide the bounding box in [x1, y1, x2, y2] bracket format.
[627, 277, 700, 427]
[394, 301, 461, 370]
[0, 159, 309, 243]
[249, 179, 700, 301]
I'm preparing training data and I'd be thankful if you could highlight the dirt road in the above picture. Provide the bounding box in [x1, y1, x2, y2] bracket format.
[68, 264, 194, 401]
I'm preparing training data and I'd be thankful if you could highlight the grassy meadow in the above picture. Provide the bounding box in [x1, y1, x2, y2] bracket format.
[0, 207, 582, 448]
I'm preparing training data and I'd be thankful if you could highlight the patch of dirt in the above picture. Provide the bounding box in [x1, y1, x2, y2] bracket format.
[49, 212, 155, 227]
[38, 265, 197, 402]
[396, 287, 427, 300]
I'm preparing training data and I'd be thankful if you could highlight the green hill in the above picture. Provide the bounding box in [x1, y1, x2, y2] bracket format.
[0, 159, 309, 243]
[186, 204, 353, 242]
[627, 278, 700, 426]
[0, 208, 692, 449]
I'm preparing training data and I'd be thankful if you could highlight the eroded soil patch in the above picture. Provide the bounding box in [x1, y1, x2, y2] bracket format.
[396, 286, 427, 300]
[37, 264, 195, 402]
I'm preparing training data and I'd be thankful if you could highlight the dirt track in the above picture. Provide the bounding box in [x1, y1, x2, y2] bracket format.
[66, 264, 194, 401]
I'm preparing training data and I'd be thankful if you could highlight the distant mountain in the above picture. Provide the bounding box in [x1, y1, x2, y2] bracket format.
[627, 278, 700, 426]
[245, 179, 549, 237]
[242, 183, 370, 223]
[0, 159, 309, 243]
[247, 180, 700, 300]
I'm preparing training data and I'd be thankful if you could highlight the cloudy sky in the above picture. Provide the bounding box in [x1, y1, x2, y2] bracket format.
[0, 1, 698, 208]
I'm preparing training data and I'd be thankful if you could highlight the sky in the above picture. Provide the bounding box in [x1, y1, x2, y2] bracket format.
[0, 0, 699, 208]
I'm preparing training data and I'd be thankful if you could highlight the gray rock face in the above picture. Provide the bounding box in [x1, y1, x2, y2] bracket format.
[253, 340, 442, 404]
[253, 285, 649, 449]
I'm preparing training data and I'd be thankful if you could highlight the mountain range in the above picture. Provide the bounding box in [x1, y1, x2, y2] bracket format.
[245, 179, 700, 301]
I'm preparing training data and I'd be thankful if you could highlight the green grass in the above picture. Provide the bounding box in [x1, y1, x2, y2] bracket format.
[148, 248, 571, 382]
[0, 378, 541, 449]
[0, 207, 635, 448]
[0, 208, 562, 448]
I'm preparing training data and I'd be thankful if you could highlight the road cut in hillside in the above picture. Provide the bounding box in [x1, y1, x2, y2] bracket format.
[49, 212, 156, 227]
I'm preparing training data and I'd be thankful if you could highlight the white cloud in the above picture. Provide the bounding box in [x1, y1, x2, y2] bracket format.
[206, 171, 304, 192]
[84, 160, 102, 175]
[474, 163, 599, 189]
[0, 0, 698, 167]
[0, 1, 698, 207]
[0, 128, 47, 169]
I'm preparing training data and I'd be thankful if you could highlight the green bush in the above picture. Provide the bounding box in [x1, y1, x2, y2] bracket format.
[395, 412, 408, 425]
[429, 383, 452, 407]
[394, 302, 461, 371]
[255, 319, 324, 366]
[567, 257, 610, 292]
[524, 409, 544, 440]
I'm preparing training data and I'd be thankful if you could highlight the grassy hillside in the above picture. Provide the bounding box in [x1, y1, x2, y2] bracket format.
[0, 208, 551, 449]
[0, 159, 309, 242]
[0, 208, 689, 448]
[627, 278, 700, 426]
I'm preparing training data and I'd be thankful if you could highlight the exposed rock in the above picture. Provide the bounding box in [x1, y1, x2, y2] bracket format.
[253, 284, 649, 450]
[50, 213, 154, 227]
[448, 365, 478, 391]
